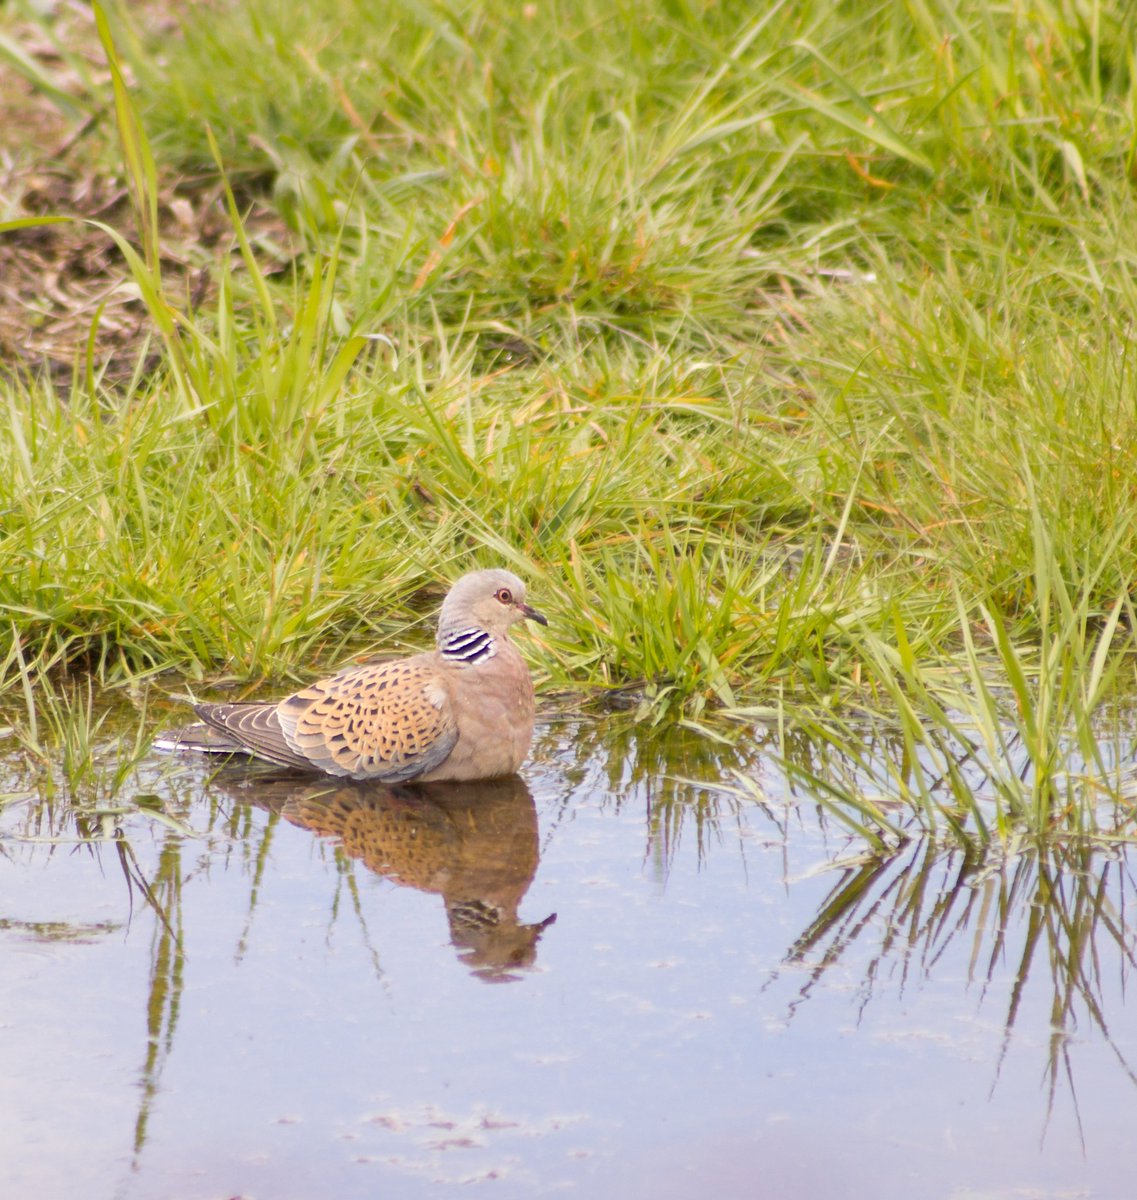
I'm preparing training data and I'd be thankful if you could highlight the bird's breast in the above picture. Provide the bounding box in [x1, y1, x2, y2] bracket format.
[425, 643, 536, 780]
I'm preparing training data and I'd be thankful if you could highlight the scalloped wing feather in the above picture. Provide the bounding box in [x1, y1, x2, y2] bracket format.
[275, 656, 459, 782]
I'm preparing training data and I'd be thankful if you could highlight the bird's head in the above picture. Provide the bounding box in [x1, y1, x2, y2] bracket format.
[438, 569, 548, 639]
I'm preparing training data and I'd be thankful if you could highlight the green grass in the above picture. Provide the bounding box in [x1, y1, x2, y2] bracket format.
[3, 0, 1137, 845]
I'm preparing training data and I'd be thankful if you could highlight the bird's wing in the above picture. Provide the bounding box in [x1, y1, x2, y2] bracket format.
[192, 702, 315, 770]
[275, 656, 459, 781]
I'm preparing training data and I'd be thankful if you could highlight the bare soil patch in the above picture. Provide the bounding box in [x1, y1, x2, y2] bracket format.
[0, 3, 293, 384]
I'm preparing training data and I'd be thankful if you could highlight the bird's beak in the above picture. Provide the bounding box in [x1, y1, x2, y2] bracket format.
[518, 602, 548, 626]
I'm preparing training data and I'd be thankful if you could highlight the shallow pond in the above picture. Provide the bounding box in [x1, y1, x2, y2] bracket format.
[2, 705, 1135, 1199]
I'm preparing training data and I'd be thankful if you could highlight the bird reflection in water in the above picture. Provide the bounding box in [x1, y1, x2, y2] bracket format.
[214, 770, 556, 982]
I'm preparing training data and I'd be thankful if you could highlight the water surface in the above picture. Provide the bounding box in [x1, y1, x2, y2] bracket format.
[1, 709, 1135, 1199]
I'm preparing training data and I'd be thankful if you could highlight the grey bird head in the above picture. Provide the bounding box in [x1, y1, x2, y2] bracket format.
[437, 569, 548, 640]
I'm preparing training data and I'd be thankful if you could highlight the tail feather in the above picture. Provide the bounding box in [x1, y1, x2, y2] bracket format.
[151, 722, 251, 756]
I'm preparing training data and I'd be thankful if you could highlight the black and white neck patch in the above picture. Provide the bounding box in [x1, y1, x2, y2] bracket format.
[440, 626, 497, 666]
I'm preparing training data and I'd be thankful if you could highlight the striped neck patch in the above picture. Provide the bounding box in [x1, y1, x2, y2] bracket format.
[440, 626, 497, 666]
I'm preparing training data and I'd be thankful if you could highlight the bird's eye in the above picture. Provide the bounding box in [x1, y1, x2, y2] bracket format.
[495, 588, 513, 605]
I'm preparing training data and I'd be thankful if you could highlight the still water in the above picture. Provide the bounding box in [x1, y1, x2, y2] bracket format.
[1, 707, 1135, 1199]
